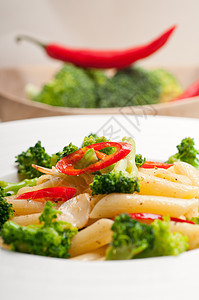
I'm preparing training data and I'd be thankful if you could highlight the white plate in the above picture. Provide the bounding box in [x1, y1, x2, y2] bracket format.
[1, 115, 199, 300]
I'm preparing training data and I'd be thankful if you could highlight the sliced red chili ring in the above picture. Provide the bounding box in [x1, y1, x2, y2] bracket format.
[141, 161, 173, 169]
[56, 142, 132, 176]
[129, 213, 195, 224]
[16, 187, 77, 202]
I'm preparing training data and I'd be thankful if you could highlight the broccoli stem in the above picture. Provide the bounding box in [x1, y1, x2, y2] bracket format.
[0, 178, 38, 194]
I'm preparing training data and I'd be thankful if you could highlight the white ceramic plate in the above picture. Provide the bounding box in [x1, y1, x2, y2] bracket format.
[1, 115, 199, 300]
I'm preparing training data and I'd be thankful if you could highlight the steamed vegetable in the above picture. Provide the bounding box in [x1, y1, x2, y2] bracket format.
[27, 63, 182, 108]
[0, 188, 14, 230]
[106, 214, 188, 260]
[167, 137, 199, 169]
[90, 137, 140, 195]
[1, 201, 78, 258]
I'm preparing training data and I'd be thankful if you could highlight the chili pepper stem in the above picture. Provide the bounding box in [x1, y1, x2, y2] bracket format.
[16, 35, 45, 48]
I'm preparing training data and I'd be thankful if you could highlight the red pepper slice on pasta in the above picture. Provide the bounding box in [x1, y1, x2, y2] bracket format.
[129, 213, 195, 225]
[56, 142, 132, 176]
[141, 161, 173, 169]
[16, 187, 77, 202]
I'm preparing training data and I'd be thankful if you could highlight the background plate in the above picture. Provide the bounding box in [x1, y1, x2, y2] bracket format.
[0, 65, 199, 121]
[0, 115, 199, 300]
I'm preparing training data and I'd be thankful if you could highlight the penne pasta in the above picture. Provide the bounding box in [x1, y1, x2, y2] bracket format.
[11, 213, 41, 226]
[170, 222, 199, 250]
[139, 167, 192, 185]
[138, 171, 199, 198]
[69, 219, 113, 257]
[7, 199, 44, 216]
[173, 162, 199, 187]
[90, 193, 198, 219]
[71, 245, 107, 261]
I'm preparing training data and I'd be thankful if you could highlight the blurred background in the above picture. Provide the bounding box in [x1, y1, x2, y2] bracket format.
[0, 0, 199, 122]
[0, 0, 199, 68]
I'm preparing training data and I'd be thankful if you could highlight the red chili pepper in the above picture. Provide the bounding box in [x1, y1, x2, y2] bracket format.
[56, 142, 132, 176]
[172, 79, 199, 101]
[141, 161, 173, 169]
[129, 213, 195, 224]
[16, 187, 76, 202]
[16, 26, 176, 69]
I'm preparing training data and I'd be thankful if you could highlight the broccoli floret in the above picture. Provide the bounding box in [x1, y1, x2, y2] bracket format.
[15, 141, 79, 178]
[86, 69, 108, 87]
[0, 188, 14, 230]
[97, 66, 162, 108]
[0, 178, 38, 195]
[167, 137, 199, 169]
[86, 69, 109, 106]
[82, 133, 109, 147]
[135, 154, 146, 167]
[15, 141, 52, 179]
[90, 171, 140, 195]
[1, 201, 77, 258]
[190, 217, 199, 224]
[152, 69, 183, 102]
[106, 214, 188, 260]
[82, 134, 115, 155]
[90, 137, 140, 194]
[137, 218, 188, 258]
[106, 214, 154, 260]
[51, 143, 78, 165]
[30, 64, 97, 108]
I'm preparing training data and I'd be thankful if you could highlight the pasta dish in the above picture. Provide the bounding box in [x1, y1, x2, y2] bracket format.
[1, 134, 199, 261]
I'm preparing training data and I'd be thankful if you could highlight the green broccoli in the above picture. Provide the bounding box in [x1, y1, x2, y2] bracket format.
[190, 217, 199, 224]
[15, 141, 52, 179]
[0, 188, 14, 230]
[167, 137, 199, 169]
[1, 201, 78, 258]
[106, 214, 188, 260]
[82, 134, 115, 155]
[152, 69, 183, 102]
[82, 133, 109, 147]
[29, 64, 97, 108]
[50, 143, 79, 166]
[90, 171, 139, 195]
[135, 154, 146, 168]
[90, 137, 140, 195]
[97, 66, 162, 108]
[0, 178, 38, 195]
[15, 141, 80, 179]
[86, 69, 108, 87]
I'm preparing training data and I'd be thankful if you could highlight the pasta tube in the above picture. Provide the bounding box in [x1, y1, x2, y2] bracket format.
[69, 219, 113, 257]
[90, 193, 198, 219]
[173, 162, 199, 187]
[7, 199, 44, 216]
[71, 245, 107, 261]
[12, 213, 40, 226]
[138, 172, 199, 198]
[170, 222, 199, 250]
[139, 168, 192, 185]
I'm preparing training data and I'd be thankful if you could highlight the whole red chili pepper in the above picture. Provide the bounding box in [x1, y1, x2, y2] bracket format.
[172, 79, 199, 101]
[16, 25, 176, 69]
